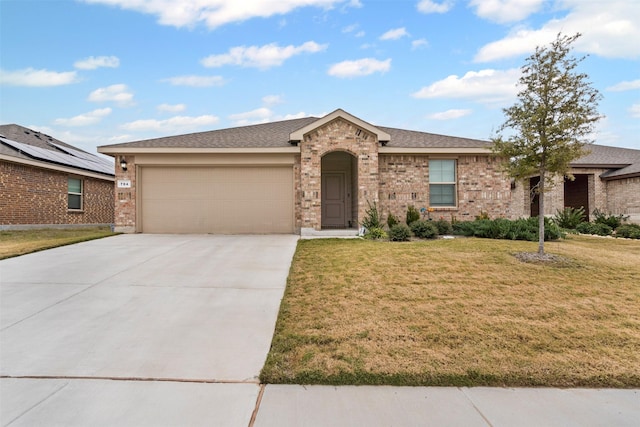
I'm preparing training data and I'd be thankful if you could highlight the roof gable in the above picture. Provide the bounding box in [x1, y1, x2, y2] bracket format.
[289, 109, 390, 143]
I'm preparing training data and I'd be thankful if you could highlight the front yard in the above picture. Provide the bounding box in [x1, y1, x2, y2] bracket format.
[261, 235, 640, 387]
[0, 227, 117, 259]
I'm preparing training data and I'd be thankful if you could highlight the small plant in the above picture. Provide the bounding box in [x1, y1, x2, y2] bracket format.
[592, 209, 629, 229]
[364, 227, 388, 240]
[553, 206, 586, 229]
[386, 213, 399, 229]
[410, 220, 439, 239]
[361, 200, 382, 230]
[389, 224, 411, 241]
[434, 219, 453, 235]
[576, 221, 612, 236]
[475, 211, 490, 220]
[406, 205, 420, 225]
[615, 224, 640, 239]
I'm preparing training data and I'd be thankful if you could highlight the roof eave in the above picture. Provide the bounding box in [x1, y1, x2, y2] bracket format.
[0, 153, 115, 181]
[98, 146, 301, 155]
[380, 147, 494, 154]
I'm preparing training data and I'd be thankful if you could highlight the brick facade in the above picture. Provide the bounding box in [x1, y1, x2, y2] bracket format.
[606, 176, 640, 224]
[113, 155, 136, 233]
[299, 117, 379, 231]
[0, 161, 114, 227]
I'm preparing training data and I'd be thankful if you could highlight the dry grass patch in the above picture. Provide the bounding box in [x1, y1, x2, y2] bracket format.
[0, 227, 117, 259]
[261, 235, 640, 387]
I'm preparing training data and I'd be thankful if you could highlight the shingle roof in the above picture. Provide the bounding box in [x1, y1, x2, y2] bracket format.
[98, 116, 490, 150]
[571, 144, 640, 179]
[0, 124, 114, 176]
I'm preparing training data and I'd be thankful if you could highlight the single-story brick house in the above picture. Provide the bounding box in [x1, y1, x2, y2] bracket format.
[0, 124, 115, 230]
[97, 109, 639, 234]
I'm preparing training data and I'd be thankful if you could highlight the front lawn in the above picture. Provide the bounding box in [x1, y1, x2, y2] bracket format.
[0, 227, 117, 260]
[261, 235, 640, 387]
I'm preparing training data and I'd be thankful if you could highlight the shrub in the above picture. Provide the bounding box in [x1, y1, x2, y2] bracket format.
[361, 200, 382, 230]
[576, 222, 613, 236]
[615, 224, 640, 239]
[434, 219, 453, 235]
[592, 209, 629, 229]
[410, 220, 439, 239]
[450, 217, 562, 241]
[386, 213, 399, 229]
[406, 205, 420, 225]
[553, 206, 586, 229]
[364, 227, 388, 240]
[389, 224, 411, 241]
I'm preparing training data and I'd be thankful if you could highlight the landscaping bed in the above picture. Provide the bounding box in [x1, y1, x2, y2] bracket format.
[261, 235, 640, 387]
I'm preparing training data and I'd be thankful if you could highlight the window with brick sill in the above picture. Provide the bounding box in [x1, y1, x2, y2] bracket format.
[429, 159, 457, 207]
[68, 177, 83, 210]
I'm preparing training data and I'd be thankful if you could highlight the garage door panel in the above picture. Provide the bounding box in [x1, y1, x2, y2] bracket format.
[140, 166, 294, 234]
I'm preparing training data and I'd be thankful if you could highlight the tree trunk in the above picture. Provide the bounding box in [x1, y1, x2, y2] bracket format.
[538, 170, 545, 255]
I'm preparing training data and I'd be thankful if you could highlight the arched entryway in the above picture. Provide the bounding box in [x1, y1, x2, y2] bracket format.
[321, 151, 358, 229]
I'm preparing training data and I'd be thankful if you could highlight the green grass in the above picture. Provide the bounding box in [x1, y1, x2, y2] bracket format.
[261, 235, 640, 387]
[0, 227, 117, 259]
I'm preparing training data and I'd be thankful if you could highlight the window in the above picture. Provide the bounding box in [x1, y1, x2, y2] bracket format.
[429, 159, 456, 207]
[68, 177, 83, 210]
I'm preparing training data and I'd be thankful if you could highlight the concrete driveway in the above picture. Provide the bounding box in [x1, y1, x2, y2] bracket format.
[1, 234, 298, 426]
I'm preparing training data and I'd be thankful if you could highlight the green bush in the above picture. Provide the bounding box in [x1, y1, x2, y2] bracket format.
[386, 213, 399, 229]
[361, 200, 382, 230]
[406, 205, 420, 225]
[592, 209, 629, 229]
[434, 219, 453, 235]
[389, 224, 411, 241]
[451, 217, 563, 241]
[553, 206, 586, 229]
[615, 224, 640, 239]
[410, 220, 439, 239]
[364, 227, 388, 240]
[576, 222, 612, 236]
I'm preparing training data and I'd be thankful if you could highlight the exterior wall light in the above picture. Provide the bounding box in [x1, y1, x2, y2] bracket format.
[120, 156, 128, 171]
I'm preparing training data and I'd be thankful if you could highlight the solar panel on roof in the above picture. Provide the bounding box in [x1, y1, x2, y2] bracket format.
[0, 137, 113, 175]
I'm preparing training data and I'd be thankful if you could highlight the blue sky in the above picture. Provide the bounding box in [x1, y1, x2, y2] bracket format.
[1, 0, 639, 154]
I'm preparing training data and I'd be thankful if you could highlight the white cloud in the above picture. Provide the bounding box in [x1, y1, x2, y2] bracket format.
[54, 108, 112, 126]
[427, 109, 473, 120]
[162, 75, 226, 87]
[342, 23, 359, 33]
[417, 0, 454, 14]
[157, 103, 186, 113]
[379, 27, 409, 41]
[469, 0, 545, 24]
[607, 79, 640, 92]
[120, 115, 219, 132]
[412, 38, 429, 49]
[630, 104, 640, 119]
[355, 30, 366, 38]
[88, 84, 134, 106]
[74, 55, 120, 70]
[328, 58, 391, 78]
[262, 95, 284, 106]
[0, 68, 78, 87]
[474, 0, 640, 62]
[81, 0, 348, 29]
[229, 108, 274, 125]
[201, 41, 327, 69]
[412, 68, 521, 103]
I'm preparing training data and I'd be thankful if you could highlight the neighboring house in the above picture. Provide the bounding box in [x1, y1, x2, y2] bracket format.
[511, 144, 640, 223]
[0, 124, 115, 230]
[97, 109, 639, 234]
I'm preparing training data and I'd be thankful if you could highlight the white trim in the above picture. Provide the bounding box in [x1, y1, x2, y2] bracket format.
[289, 109, 391, 142]
[0, 154, 114, 181]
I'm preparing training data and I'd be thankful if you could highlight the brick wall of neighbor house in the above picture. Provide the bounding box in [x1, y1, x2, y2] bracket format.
[606, 177, 640, 224]
[0, 161, 113, 226]
[379, 154, 512, 223]
[113, 155, 136, 233]
[300, 118, 379, 231]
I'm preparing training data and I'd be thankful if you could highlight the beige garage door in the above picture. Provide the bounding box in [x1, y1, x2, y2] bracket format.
[140, 166, 294, 234]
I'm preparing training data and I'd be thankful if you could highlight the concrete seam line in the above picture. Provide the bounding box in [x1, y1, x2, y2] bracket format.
[0, 375, 259, 385]
[459, 387, 494, 427]
[3, 379, 69, 426]
[248, 384, 266, 427]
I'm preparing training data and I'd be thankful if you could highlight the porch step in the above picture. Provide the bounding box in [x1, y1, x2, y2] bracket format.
[300, 228, 361, 239]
